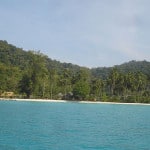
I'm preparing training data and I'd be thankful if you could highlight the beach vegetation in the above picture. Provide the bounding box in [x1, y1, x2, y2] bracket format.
[0, 40, 150, 103]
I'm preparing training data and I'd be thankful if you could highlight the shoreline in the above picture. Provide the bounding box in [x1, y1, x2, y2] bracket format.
[0, 98, 67, 103]
[0, 98, 150, 106]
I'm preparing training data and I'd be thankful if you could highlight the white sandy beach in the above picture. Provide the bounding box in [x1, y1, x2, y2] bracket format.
[0, 98, 150, 105]
[0, 98, 67, 103]
[79, 101, 150, 106]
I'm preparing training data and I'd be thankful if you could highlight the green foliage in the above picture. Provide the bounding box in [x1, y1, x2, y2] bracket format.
[91, 60, 150, 79]
[0, 62, 21, 93]
[0, 40, 150, 103]
[90, 78, 105, 101]
[72, 69, 90, 100]
[73, 81, 90, 100]
[19, 73, 33, 98]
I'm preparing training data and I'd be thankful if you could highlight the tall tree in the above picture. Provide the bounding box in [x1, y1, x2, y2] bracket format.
[49, 69, 58, 99]
[73, 69, 90, 100]
[91, 78, 105, 101]
[107, 68, 119, 96]
[19, 51, 48, 98]
[19, 73, 33, 98]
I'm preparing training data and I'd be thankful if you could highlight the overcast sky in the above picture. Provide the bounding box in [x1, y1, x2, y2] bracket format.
[0, 0, 150, 67]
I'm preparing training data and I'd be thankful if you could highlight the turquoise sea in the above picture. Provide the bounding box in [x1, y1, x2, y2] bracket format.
[0, 101, 149, 150]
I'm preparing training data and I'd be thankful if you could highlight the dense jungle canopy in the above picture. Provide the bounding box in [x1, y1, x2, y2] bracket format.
[0, 40, 150, 103]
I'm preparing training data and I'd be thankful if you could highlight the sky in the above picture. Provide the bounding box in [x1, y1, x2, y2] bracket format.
[0, 0, 150, 68]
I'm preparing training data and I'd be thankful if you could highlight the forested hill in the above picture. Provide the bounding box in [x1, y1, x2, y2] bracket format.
[0, 40, 149, 78]
[0, 40, 150, 103]
[91, 60, 150, 79]
[0, 40, 82, 72]
[116, 60, 150, 75]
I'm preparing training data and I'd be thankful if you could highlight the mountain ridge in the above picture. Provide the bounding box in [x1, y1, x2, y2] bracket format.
[0, 40, 149, 76]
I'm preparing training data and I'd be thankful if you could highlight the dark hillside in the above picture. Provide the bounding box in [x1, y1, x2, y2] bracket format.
[91, 60, 150, 79]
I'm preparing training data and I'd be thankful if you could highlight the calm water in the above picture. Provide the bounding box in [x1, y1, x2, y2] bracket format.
[0, 101, 149, 150]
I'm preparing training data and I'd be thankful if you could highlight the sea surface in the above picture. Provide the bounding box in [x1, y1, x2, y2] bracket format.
[0, 101, 149, 150]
